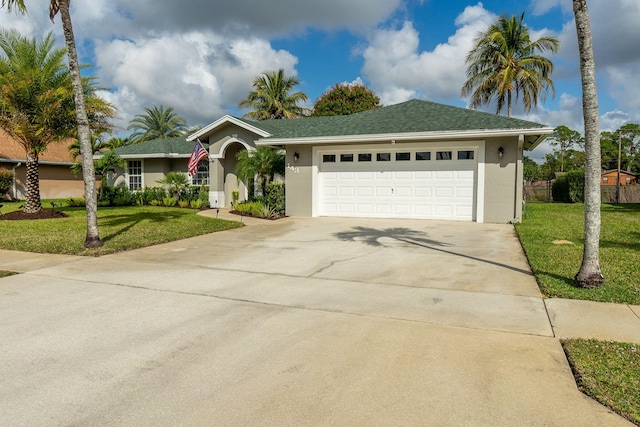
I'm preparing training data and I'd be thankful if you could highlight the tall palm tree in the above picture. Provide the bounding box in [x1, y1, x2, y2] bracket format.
[239, 69, 309, 120]
[2, 0, 106, 248]
[235, 147, 285, 196]
[127, 105, 188, 143]
[462, 13, 559, 117]
[573, 0, 604, 289]
[0, 29, 114, 214]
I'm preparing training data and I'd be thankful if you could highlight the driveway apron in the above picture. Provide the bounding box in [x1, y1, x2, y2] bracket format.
[0, 217, 630, 426]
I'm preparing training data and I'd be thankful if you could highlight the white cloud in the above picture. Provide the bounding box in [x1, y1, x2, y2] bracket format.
[95, 33, 299, 130]
[360, 3, 495, 105]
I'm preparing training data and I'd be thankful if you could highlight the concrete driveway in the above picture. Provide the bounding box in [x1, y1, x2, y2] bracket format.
[0, 217, 629, 426]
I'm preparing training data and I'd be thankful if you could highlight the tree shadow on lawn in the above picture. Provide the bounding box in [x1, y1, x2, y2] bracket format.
[334, 226, 533, 276]
[599, 233, 640, 252]
[98, 210, 186, 243]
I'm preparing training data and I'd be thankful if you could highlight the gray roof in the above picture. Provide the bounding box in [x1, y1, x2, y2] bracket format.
[112, 137, 209, 157]
[237, 99, 548, 140]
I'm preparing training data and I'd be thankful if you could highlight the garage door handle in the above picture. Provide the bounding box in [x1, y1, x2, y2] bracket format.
[392, 188, 394, 194]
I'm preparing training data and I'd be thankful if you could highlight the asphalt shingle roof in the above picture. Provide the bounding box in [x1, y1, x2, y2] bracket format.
[237, 99, 548, 140]
[113, 137, 209, 156]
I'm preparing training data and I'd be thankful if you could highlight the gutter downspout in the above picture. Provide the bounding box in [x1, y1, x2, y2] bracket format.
[11, 162, 21, 200]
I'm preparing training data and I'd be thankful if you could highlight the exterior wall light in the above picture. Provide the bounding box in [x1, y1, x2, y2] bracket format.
[498, 147, 504, 159]
[293, 152, 300, 163]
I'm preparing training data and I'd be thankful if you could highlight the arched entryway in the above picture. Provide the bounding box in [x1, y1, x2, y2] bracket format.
[208, 138, 252, 208]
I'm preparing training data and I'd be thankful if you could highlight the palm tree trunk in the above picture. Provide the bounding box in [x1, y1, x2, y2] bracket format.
[573, 0, 604, 288]
[507, 89, 512, 118]
[58, 0, 103, 248]
[24, 152, 41, 213]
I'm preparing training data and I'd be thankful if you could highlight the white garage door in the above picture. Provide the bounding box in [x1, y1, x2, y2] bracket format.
[319, 147, 476, 221]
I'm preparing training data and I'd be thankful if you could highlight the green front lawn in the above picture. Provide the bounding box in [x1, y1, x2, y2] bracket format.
[563, 339, 640, 425]
[0, 201, 243, 256]
[515, 203, 640, 304]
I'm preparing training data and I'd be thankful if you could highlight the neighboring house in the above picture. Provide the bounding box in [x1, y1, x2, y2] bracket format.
[108, 137, 211, 191]
[0, 129, 84, 200]
[601, 170, 637, 186]
[189, 99, 552, 223]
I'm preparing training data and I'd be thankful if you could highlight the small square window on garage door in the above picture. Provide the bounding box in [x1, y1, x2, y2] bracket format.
[377, 153, 391, 161]
[358, 153, 372, 162]
[457, 150, 475, 160]
[323, 154, 336, 163]
[436, 151, 452, 160]
[340, 154, 354, 162]
[395, 152, 411, 161]
[416, 151, 431, 161]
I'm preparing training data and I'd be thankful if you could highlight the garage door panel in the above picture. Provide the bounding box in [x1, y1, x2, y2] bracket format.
[319, 147, 476, 221]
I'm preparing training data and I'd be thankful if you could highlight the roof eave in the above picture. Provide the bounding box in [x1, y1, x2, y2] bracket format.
[187, 115, 271, 141]
[256, 127, 555, 147]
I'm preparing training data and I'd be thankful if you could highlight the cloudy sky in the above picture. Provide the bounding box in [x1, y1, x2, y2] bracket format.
[2, 0, 639, 161]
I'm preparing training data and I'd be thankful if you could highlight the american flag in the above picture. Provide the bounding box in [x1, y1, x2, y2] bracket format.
[187, 139, 208, 176]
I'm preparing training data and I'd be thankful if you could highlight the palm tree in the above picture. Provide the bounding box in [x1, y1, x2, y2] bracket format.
[0, 29, 114, 215]
[239, 69, 309, 120]
[235, 147, 285, 196]
[69, 137, 124, 192]
[462, 13, 559, 117]
[2, 0, 107, 248]
[127, 105, 188, 143]
[573, 0, 604, 289]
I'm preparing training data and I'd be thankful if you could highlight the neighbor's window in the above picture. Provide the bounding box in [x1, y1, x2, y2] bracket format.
[191, 159, 209, 186]
[323, 154, 336, 163]
[377, 153, 391, 161]
[340, 154, 354, 162]
[457, 150, 474, 160]
[358, 153, 372, 162]
[626, 177, 631, 184]
[416, 151, 431, 161]
[396, 152, 411, 161]
[436, 151, 452, 160]
[603, 177, 609, 183]
[127, 160, 142, 190]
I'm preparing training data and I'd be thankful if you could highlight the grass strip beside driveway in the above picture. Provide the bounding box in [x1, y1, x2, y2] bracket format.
[515, 203, 640, 304]
[563, 339, 640, 425]
[0, 203, 243, 256]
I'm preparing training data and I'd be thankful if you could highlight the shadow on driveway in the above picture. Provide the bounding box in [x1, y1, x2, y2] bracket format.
[334, 226, 533, 276]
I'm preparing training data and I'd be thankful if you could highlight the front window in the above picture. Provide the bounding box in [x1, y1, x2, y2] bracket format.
[191, 159, 209, 186]
[127, 160, 142, 190]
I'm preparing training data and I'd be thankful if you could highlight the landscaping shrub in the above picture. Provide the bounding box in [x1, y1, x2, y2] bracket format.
[139, 186, 166, 205]
[265, 182, 285, 214]
[178, 200, 189, 208]
[235, 200, 278, 219]
[0, 169, 12, 200]
[190, 199, 203, 209]
[99, 185, 135, 206]
[162, 196, 177, 207]
[66, 197, 86, 207]
[552, 170, 584, 203]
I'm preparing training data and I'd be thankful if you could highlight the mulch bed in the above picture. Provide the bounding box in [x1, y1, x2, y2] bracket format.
[0, 209, 68, 220]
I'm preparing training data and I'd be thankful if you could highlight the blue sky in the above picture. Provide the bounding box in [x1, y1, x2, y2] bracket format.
[2, 0, 639, 161]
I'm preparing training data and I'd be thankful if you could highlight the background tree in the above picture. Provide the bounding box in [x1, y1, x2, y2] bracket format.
[2, 0, 107, 248]
[547, 125, 584, 172]
[127, 105, 187, 143]
[523, 156, 542, 184]
[573, 0, 604, 289]
[0, 29, 114, 214]
[311, 83, 381, 116]
[239, 69, 309, 120]
[600, 124, 640, 173]
[235, 147, 285, 196]
[69, 137, 124, 194]
[462, 13, 559, 117]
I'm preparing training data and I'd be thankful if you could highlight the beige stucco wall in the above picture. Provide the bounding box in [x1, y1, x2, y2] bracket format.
[12, 164, 86, 200]
[206, 125, 258, 156]
[482, 136, 522, 223]
[285, 145, 314, 217]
